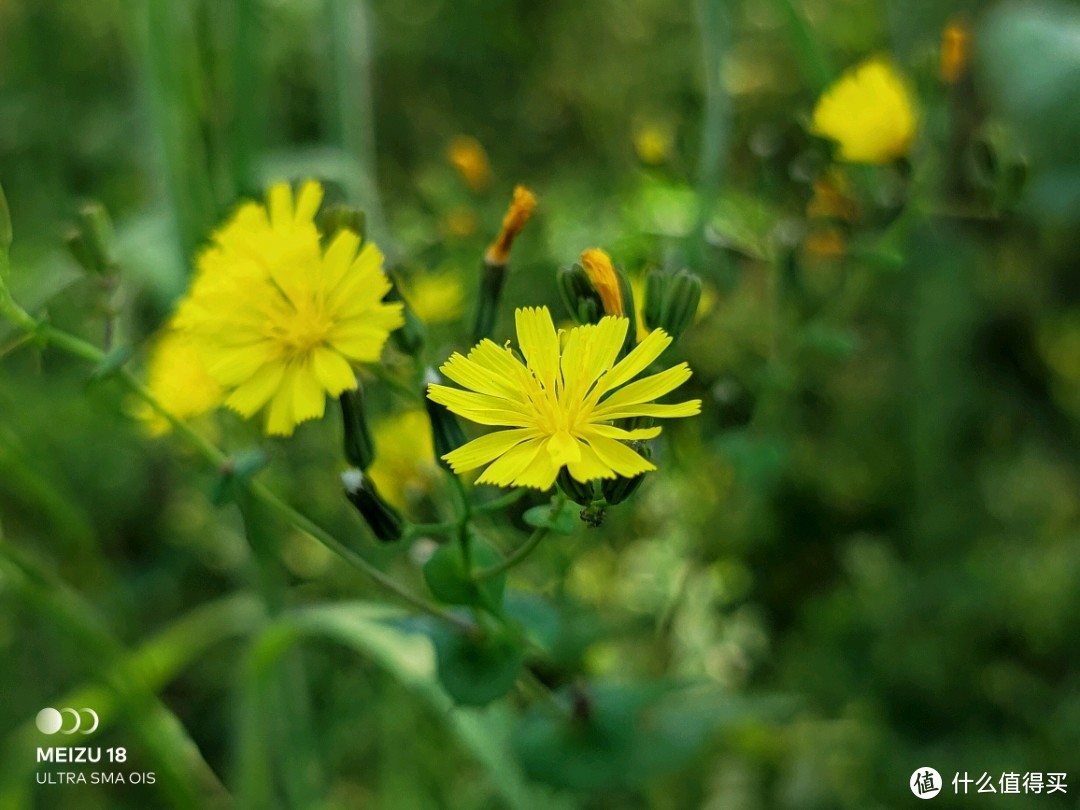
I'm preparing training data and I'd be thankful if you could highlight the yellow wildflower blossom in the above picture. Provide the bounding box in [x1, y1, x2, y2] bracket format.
[141, 328, 223, 434]
[580, 248, 624, 317]
[447, 136, 492, 192]
[366, 410, 440, 510]
[164, 181, 404, 436]
[633, 123, 673, 165]
[811, 57, 917, 164]
[402, 271, 466, 324]
[485, 185, 537, 265]
[427, 306, 700, 490]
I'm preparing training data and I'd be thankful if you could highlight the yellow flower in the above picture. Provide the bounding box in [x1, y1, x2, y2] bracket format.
[633, 123, 673, 165]
[403, 271, 466, 324]
[447, 136, 492, 192]
[165, 181, 404, 436]
[366, 410, 440, 510]
[141, 328, 223, 434]
[811, 57, 917, 164]
[580, 248, 624, 317]
[485, 185, 537, 265]
[427, 306, 700, 490]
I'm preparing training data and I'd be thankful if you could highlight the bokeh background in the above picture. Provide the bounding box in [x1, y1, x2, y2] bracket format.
[2, 0, 1080, 807]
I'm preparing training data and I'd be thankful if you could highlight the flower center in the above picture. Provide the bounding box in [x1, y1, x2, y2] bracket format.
[268, 295, 333, 360]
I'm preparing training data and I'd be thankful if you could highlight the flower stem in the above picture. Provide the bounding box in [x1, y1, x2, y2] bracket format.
[474, 526, 549, 581]
[473, 487, 528, 514]
[19, 321, 475, 635]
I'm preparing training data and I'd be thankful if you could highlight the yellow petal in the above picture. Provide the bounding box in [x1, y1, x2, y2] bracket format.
[512, 453, 561, 490]
[224, 362, 285, 417]
[594, 400, 702, 420]
[477, 438, 545, 487]
[290, 363, 327, 426]
[599, 327, 672, 394]
[566, 440, 617, 482]
[586, 436, 656, 477]
[443, 428, 540, 473]
[311, 347, 357, 396]
[515, 307, 560, 389]
[595, 363, 692, 413]
[267, 182, 293, 230]
[582, 423, 662, 441]
[294, 180, 324, 225]
[546, 430, 581, 467]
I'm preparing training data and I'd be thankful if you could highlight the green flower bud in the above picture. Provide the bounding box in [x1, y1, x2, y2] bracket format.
[385, 273, 426, 356]
[71, 202, 117, 277]
[642, 268, 702, 340]
[556, 467, 598, 506]
[600, 442, 652, 505]
[342, 468, 404, 542]
[556, 264, 603, 325]
[318, 205, 367, 242]
[424, 368, 467, 472]
[642, 270, 666, 332]
[339, 386, 375, 470]
[472, 259, 507, 342]
[662, 270, 702, 340]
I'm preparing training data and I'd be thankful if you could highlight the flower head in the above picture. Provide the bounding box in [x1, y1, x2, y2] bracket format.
[158, 181, 404, 436]
[427, 307, 700, 490]
[580, 248, 624, 317]
[811, 57, 917, 164]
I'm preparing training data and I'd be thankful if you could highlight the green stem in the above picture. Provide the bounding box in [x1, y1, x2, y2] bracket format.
[473, 487, 528, 514]
[20, 321, 475, 635]
[474, 526, 549, 581]
[771, 0, 832, 93]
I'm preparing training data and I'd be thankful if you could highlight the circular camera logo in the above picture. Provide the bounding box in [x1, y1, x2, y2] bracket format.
[36, 707, 99, 735]
[911, 767, 942, 799]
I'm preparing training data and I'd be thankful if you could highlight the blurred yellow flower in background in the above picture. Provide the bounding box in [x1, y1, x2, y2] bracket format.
[811, 57, 917, 164]
[447, 135, 492, 192]
[428, 306, 700, 489]
[401, 271, 466, 324]
[940, 20, 971, 83]
[151, 181, 403, 436]
[633, 122, 674, 165]
[366, 410, 440, 510]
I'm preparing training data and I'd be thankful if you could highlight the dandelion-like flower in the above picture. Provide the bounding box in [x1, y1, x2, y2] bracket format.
[153, 181, 404, 436]
[427, 306, 700, 490]
[811, 57, 917, 164]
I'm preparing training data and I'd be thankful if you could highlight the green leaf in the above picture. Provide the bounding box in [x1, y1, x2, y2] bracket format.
[524, 498, 577, 535]
[423, 532, 505, 609]
[431, 624, 524, 707]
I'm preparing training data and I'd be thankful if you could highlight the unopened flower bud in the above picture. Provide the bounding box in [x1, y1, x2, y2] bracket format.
[447, 136, 491, 192]
[423, 369, 467, 471]
[319, 205, 367, 242]
[69, 202, 117, 277]
[342, 468, 404, 542]
[385, 273, 426, 356]
[556, 468, 598, 506]
[600, 442, 652, 505]
[557, 264, 603, 325]
[474, 186, 536, 341]
[642, 269, 701, 340]
[579, 248, 624, 317]
[339, 386, 376, 470]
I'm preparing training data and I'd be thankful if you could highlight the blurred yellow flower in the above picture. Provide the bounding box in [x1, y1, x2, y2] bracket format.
[441, 206, 478, 238]
[940, 20, 971, 83]
[580, 248, 624, 317]
[159, 181, 403, 436]
[633, 123, 673, 165]
[447, 136, 491, 192]
[427, 306, 700, 490]
[811, 57, 917, 164]
[141, 329, 223, 434]
[403, 271, 466, 324]
[366, 410, 440, 510]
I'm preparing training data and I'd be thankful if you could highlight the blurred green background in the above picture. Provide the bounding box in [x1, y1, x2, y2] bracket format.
[3, 0, 1080, 807]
